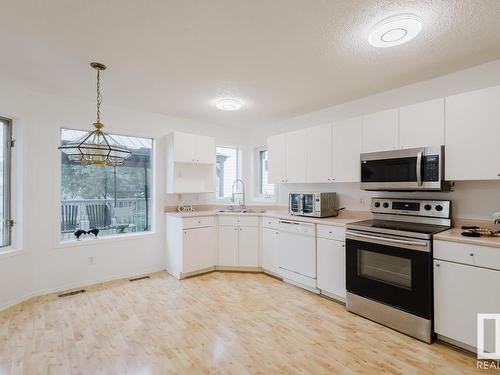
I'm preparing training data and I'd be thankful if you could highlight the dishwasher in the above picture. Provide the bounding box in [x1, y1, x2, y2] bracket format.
[278, 219, 318, 292]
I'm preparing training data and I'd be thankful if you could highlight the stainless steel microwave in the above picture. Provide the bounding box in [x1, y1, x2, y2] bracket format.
[289, 192, 338, 218]
[360, 146, 450, 191]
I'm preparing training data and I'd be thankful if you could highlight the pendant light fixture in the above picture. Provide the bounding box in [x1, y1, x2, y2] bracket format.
[58, 62, 131, 166]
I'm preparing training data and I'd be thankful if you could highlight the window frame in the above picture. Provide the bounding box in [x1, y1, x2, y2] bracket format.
[215, 145, 242, 201]
[254, 145, 276, 202]
[0, 117, 12, 249]
[57, 127, 155, 245]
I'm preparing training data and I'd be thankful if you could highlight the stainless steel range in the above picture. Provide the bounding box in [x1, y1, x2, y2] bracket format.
[345, 198, 451, 343]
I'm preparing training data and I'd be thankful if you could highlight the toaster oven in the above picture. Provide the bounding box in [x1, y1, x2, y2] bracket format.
[289, 192, 338, 218]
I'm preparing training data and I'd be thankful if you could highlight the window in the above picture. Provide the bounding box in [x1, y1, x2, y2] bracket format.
[60, 129, 153, 240]
[257, 148, 274, 199]
[216, 146, 240, 199]
[0, 118, 12, 248]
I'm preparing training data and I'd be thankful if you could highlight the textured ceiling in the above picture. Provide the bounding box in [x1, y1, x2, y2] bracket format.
[1, 0, 500, 128]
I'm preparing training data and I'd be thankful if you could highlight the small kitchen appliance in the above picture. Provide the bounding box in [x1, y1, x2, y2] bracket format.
[288, 192, 340, 218]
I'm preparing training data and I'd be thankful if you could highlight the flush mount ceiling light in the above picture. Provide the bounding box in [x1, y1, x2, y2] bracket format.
[368, 14, 422, 48]
[215, 98, 243, 111]
[58, 62, 132, 166]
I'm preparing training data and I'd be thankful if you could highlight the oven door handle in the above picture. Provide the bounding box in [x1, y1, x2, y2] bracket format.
[346, 231, 429, 249]
[416, 151, 423, 187]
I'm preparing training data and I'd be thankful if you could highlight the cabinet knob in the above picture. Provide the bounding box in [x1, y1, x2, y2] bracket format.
[498, 173, 500, 177]
[469, 253, 474, 257]
[436, 263, 440, 267]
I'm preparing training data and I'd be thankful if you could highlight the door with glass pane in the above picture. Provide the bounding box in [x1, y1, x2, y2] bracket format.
[346, 236, 432, 319]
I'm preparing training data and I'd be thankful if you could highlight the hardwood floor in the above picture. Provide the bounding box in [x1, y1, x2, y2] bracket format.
[0, 271, 491, 374]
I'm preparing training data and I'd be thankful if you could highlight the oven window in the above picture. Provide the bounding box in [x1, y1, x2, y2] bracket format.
[303, 195, 314, 214]
[358, 249, 412, 289]
[290, 194, 301, 213]
[361, 157, 417, 182]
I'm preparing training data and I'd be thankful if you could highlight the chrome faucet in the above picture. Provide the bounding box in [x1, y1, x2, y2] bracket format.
[231, 178, 246, 211]
[494, 211, 500, 225]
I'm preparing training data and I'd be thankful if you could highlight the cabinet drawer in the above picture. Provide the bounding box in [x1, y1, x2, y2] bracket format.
[182, 216, 215, 229]
[262, 217, 280, 230]
[317, 225, 345, 241]
[434, 240, 500, 271]
[219, 215, 259, 227]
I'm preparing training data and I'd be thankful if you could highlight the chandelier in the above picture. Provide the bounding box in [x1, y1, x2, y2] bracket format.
[58, 62, 131, 166]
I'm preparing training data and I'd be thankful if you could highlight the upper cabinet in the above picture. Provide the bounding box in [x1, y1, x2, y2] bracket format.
[399, 98, 444, 149]
[333, 117, 362, 182]
[307, 124, 333, 183]
[286, 129, 308, 183]
[172, 131, 215, 164]
[166, 131, 215, 194]
[445, 86, 500, 181]
[268, 133, 287, 183]
[362, 109, 399, 153]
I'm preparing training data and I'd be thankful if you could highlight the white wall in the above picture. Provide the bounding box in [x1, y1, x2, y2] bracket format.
[248, 59, 500, 220]
[0, 81, 250, 309]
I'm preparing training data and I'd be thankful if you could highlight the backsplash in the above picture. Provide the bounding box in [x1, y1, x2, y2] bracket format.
[277, 180, 500, 221]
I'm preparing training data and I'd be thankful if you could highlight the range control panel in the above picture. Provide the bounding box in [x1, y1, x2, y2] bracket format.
[371, 198, 451, 219]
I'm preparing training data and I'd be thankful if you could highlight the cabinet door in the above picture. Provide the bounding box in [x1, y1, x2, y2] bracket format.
[238, 226, 259, 267]
[218, 226, 239, 266]
[262, 227, 280, 273]
[333, 117, 362, 182]
[307, 123, 333, 182]
[399, 98, 444, 149]
[285, 129, 308, 183]
[173, 132, 196, 163]
[195, 135, 215, 164]
[362, 109, 399, 152]
[434, 260, 500, 350]
[267, 134, 287, 183]
[445, 86, 500, 180]
[183, 227, 215, 274]
[317, 238, 346, 300]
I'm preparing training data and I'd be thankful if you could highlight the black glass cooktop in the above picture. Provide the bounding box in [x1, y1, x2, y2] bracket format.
[347, 219, 450, 239]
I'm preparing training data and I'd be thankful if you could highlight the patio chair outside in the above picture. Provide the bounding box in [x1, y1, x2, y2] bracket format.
[86, 203, 112, 231]
[112, 206, 136, 233]
[61, 204, 79, 233]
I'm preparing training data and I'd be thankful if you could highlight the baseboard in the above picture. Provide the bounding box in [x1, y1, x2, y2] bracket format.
[215, 266, 262, 272]
[0, 266, 166, 312]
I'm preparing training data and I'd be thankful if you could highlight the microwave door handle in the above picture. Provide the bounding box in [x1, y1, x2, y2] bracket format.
[416, 151, 423, 186]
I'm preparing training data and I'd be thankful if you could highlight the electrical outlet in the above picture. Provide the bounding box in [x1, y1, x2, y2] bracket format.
[359, 197, 366, 206]
[89, 256, 95, 265]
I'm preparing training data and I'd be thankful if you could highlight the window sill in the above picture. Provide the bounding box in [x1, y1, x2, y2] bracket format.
[0, 248, 26, 260]
[55, 231, 157, 249]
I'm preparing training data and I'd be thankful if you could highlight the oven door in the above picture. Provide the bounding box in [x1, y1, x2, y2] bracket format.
[346, 230, 432, 319]
[289, 193, 302, 215]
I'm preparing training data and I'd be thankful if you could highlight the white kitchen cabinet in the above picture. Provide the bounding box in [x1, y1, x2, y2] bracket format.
[434, 259, 500, 351]
[183, 227, 216, 274]
[261, 227, 281, 275]
[238, 226, 259, 267]
[332, 117, 362, 182]
[171, 131, 215, 164]
[307, 123, 333, 183]
[362, 109, 399, 153]
[317, 237, 346, 301]
[268, 133, 287, 183]
[218, 216, 259, 268]
[286, 129, 308, 183]
[218, 226, 239, 266]
[445, 85, 500, 180]
[399, 98, 444, 149]
[165, 215, 216, 279]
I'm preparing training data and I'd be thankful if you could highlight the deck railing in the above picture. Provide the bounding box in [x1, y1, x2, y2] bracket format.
[60, 198, 151, 239]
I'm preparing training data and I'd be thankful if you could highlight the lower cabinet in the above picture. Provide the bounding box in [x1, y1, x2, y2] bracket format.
[317, 237, 346, 300]
[183, 226, 216, 274]
[434, 259, 500, 351]
[261, 227, 281, 275]
[218, 224, 259, 267]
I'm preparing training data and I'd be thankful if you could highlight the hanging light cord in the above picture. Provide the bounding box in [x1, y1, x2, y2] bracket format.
[96, 68, 102, 124]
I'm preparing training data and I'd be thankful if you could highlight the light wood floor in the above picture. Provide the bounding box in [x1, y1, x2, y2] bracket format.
[0, 271, 492, 374]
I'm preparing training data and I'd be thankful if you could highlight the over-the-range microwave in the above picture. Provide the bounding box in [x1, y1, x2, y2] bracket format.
[360, 146, 451, 191]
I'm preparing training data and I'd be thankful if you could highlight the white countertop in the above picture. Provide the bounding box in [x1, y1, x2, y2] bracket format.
[165, 209, 370, 227]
